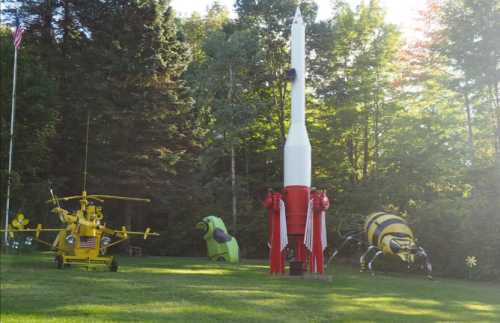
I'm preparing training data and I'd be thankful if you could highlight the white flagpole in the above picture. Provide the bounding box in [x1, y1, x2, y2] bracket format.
[4, 45, 19, 245]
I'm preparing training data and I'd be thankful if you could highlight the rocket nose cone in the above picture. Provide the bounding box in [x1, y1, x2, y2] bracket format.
[293, 7, 303, 24]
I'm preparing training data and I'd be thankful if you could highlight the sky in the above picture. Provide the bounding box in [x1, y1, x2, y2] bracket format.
[170, 0, 427, 39]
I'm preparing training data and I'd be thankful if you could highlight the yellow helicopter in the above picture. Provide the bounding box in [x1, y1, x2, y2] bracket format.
[1, 115, 159, 271]
[2, 189, 159, 271]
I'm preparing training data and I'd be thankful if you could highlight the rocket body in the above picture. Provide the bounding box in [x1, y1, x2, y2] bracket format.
[284, 8, 311, 189]
[284, 7, 311, 256]
[265, 8, 328, 274]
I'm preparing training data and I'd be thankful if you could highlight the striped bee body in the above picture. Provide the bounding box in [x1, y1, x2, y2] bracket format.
[331, 212, 432, 278]
[365, 212, 416, 262]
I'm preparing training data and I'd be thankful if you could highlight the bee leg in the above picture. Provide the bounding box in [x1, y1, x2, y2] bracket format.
[327, 233, 360, 265]
[417, 247, 433, 279]
[424, 259, 433, 280]
[360, 245, 377, 272]
[368, 250, 383, 276]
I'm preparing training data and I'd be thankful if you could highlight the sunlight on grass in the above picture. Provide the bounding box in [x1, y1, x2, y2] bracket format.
[0, 314, 67, 323]
[0, 282, 33, 290]
[188, 263, 269, 270]
[200, 288, 301, 301]
[56, 302, 202, 315]
[126, 267, 232, 275]
[243, 298, 296, 307]
[202, 289, 277, 295]
[53, 301, 242, 319]
[405, 299, 441, 306]
[235, 264, 270, 270]
[329, 294, 451, 320]
[463, 303, 496, 312]
[379, 305, 449, 319]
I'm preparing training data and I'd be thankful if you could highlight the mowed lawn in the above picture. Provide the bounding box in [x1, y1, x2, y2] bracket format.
[1, 253, 499, 322]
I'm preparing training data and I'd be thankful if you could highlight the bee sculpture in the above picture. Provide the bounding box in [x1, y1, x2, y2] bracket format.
[330, 212, 433, 278]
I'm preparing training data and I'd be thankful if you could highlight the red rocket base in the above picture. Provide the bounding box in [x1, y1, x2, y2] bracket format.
[284, 186, 310, 235]
[264, 191, 286, 274]
[284, 185, 310, 270]
[308, 190, 330, 274]
[265, 188, 330, 275]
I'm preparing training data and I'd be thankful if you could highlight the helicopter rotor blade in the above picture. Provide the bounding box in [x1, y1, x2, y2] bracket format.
[86, 196, 104, 203]
[87, 195, 151, 203]
[45, 195, 84, 203]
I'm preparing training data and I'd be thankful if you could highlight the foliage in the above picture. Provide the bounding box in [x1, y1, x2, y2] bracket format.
[0, 0, 499, 280]
[0, 25, 58, 219]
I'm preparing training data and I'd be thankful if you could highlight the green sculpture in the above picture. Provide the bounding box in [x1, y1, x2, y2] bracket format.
[196, 215, 239, 263]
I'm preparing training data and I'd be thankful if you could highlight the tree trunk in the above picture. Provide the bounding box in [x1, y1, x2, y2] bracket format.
[62, 0, 70, 57]
[362, 112, 369, 181]
[373, 71, 381, 177]
[491, 82, 500, 166]
[353, 133, 359, 183]
[463, 86, 475, 165]
[245, 146, 250, 198]
[231, 143, 237, 234]
[347, 134, 356, 184]
[228, 64, 237, 234]
[40, 2, 55, 74]
[373, 100, 380, 175]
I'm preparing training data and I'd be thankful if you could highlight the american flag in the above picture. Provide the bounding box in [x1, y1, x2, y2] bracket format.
[12, 14, 24, 50]
[80, 236, 97, 248]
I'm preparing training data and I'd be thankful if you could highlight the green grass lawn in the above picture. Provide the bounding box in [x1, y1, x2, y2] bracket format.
[1, 253, 499, 322]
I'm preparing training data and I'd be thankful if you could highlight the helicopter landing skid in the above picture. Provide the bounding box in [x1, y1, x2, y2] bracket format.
[57, 254, 117, 272]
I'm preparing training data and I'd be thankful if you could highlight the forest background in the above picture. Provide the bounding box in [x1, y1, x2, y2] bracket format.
[1, 0, 499, 280]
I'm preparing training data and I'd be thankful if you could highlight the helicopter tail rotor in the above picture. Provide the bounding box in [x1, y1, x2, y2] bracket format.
[143, 228, 159, 239]
[36, 224, 42, 238]
[143, 228, 151, 240]
[121, 226, 128, 239]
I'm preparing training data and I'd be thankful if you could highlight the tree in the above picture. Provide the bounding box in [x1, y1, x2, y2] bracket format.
[0, 25, 58, 221]
[69, 1, 201, 239]
[438, 0, 500, 167]
[308, 0, 400, 215]
[201, 27, 263, 233]
[236, 0, 318, 155]
[4, 1, 205, 251]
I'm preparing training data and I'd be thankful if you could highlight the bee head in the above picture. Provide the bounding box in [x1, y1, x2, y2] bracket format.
[388, 237, 417, 263]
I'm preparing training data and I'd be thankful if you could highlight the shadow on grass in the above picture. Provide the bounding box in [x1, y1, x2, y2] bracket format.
[1, 253, 500, 322]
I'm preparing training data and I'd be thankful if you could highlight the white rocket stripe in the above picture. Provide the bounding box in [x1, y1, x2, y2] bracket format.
[279, 200, 288, 251]
[304, 202, 328, 252]
[321, 211, 327, 251]
[304, 199, 313, 252]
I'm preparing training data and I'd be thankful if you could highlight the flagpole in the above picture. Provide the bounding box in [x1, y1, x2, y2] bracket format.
[4, 46, 19, 245]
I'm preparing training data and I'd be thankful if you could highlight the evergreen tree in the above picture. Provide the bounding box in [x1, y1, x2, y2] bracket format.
[0, 25, 58, 223]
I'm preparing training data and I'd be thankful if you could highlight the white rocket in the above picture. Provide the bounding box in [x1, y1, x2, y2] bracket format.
[270, 7, 327, 274]
[284, 7, 311, 189]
